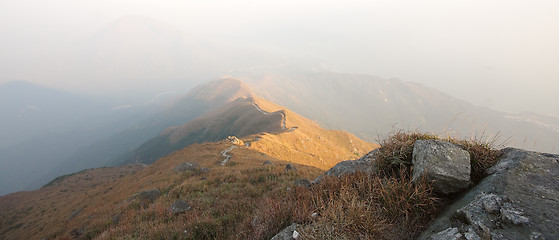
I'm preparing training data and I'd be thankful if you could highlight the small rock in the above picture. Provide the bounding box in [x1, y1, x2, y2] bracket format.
[136, 188, 161, 203]
[170, 200, 191, 215]
[500, 205, 529, 225]
[310, 212, 319, 219]
[263, 160, 273, 165]
[173, 162, 199, 173]
[294, 179, 311, 188]
[530, 232, 544, 240]
[67, 208, 82, 221]
[285, 163, 297, 172]
[427, 227, 462, 240]
[481, 195, 501, 214]
[112, 214, 121, 225]
[251, 216, 261, 227]
[199, 167, 210, 173]
[69, 228, 84, 239]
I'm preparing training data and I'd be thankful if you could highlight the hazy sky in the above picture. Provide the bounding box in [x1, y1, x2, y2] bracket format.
[1, 0, 558, 115]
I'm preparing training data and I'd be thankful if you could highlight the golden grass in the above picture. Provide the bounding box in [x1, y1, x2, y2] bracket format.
[248, 97, 378, 170]
[0, 140, 324, 239]
[4, 123, 506, 240]
[260, 130, 503, 240]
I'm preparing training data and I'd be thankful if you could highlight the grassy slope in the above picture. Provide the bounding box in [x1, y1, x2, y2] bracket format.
[121, 98, 285, 164]
[0, 130, 501, 239]
[0, 86, 379, 239]
[0, 141, 323, 239]
[0, 98, 377, 239]
[0, 164, 146, 239]
[248, 97, 377, 170]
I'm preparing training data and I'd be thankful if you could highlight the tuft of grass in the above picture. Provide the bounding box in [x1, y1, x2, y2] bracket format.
[374, 130, 503, 183]
[455, 138, 503, 183]
[375, 131, 439, 177]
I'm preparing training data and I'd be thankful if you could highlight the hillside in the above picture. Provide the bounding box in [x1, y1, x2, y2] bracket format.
[247, 97, 374, 170]
[121, 94, 376, 170]
[0, 77, 378, 238]
[0, 139, 325, 239]
[120, 97, 284, 165]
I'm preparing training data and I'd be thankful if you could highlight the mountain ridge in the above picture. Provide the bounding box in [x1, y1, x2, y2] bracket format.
[233, 66, 559, 153]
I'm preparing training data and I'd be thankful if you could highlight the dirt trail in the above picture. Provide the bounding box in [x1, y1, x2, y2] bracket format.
[220, 145, 238, 166]
[252, 102, 294, 131]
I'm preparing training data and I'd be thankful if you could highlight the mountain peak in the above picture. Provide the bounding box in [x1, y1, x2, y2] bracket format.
[183, 78, 254, 103]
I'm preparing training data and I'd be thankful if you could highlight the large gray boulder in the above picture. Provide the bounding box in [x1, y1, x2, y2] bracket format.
[313, 149, 378, 183]
[419, 148, 559, 240]
[412, 139, 471, 194]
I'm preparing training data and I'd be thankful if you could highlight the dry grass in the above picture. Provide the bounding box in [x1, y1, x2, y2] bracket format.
[0, 140, 325, 240]
[269, 130, 504, 239]
[0, 131, 501, 240]
[374, 130, 503, 182]
[248, 98, 378, 170]
[277, 171, 440, 240]
[375, 131, 439, 177]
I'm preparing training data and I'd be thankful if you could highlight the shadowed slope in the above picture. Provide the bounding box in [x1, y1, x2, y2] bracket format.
[121, 97, 284, 164]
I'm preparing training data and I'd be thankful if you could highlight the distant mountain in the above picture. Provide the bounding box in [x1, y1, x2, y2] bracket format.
[49, 78, 256, 174]
[232, 65, 559, 153]
[0, 81, 103, 148]
[0, 81, 155, 195]
[118, 78, 375, 168]
[119, 97, 283, 165]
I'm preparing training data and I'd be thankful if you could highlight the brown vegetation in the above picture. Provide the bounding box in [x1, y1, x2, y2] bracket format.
[0, 130, 502, 240]
[276, 130, 504, 239]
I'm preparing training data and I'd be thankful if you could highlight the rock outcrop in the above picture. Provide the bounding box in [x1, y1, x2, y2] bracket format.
[227, 136, 244, 146]
[419, 148, 559, 240]
[412, 139, 471, 194]
[313, 149, 378, 183]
